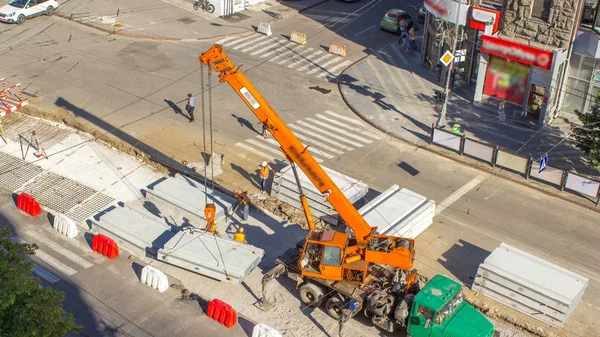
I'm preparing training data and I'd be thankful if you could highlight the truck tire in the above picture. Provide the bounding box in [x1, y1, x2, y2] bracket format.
[325, 296, 343, 320]
[299, 283, 325, 308]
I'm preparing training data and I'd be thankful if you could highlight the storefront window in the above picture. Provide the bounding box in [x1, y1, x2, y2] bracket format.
[483, 56, 530, 105]
[563, 78, 590, 113]
[563, 53, 598, 114]
[581, 0, 600, 32]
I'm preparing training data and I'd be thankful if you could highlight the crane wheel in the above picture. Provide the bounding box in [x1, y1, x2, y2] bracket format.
[299, 283, 325, 308]
[325, 296, 343, 320]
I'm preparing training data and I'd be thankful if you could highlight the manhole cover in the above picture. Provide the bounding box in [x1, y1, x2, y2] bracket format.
[177, 17, 197, 24]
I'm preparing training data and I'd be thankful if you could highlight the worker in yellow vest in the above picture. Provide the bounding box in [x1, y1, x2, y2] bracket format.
[206, 220, 220, 236]
[256, 161, 274, 194]
[233, 227, 247, 244]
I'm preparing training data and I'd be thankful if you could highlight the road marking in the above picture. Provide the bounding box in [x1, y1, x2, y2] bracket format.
[33, 264, 61, 283]
[279, 47, 314, 65]
[245, 139, 286, 158]
[285, 129, 341, 157]
[235, 142, 277, 159]
[389, 45, 430, 93]
[222, 34, 258, 47]
[270, 45, 303, 63]
[25, 230, 93, 269]
[233, 35, 269, 50]
[287, 50, 322, 69]
[261, 42, 295, 58]
[378, 51, 415, 98]
[322, 110, 364, 126]
[315, 114, 381, 139]
[250, 40, 285, 56]
[354, 24, 377, 36]
[308, 118, 373, 144]
[297, 53, 336, 72]
[296, 120, 362, 148]
[215, 36, 238, 45]
[435, 173, 489, 216]
[241, 37, 273, 53]
[39, 226, 105, 264]
[289, 123, 354, 151]
[289, 125, 345, 154]
[321, 60, 353, 76]
[307, 56, 344, 75]
[259, 136, 331, 160]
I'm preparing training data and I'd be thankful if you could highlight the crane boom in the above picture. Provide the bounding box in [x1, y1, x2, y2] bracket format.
[199, 45, 375, 243]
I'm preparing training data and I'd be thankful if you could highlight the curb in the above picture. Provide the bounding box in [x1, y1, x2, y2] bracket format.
[336, 58, 600, 215]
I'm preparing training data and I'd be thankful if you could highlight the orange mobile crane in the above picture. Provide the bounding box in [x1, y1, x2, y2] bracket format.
[199, 45, 418, 326]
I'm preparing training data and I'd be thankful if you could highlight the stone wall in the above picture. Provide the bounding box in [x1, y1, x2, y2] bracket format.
[494, 0, 579, 49]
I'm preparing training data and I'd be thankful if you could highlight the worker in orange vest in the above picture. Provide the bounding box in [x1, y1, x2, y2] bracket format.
[256, 161, 274, 194]
[233, 227, 247, 243]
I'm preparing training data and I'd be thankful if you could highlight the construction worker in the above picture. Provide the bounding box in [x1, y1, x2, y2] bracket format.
[233, 227, 247, 244]
[206, 219, 219, 236]
[233, 190, 251, 221]
[256, 161, 274, 194]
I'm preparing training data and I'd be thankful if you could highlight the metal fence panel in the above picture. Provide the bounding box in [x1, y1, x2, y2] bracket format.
[463, 139, 494, 163]
[565, 173, 600, 198]
[432, 128, 461, 152]
[529, 163, 564, 186]
[496, 150, 528, 174]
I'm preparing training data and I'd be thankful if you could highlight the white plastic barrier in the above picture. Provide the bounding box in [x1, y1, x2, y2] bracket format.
[252, 323, 282, 337]
[257, 23, 272, 36]
[140, 265, 169, 293]
[52, 213, 78, 238]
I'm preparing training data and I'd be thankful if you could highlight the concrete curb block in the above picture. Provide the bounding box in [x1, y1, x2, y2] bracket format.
[336, 57, 600, 215]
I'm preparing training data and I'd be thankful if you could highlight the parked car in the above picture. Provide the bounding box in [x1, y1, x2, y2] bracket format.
[380, 9, 414, 34]
[0, 0, 59, 24]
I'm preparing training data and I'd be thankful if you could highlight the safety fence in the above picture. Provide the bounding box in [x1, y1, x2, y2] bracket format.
[429, 125, 600, 206]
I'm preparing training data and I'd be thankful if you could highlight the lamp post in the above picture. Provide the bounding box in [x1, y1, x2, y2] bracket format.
[435, 0, 463, 128]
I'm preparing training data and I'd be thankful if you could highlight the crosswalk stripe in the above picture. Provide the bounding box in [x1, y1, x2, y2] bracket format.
[25, 230, 94, 268]
[250, 40, 285, 56]
[215, 36, 238, 45]
[39, 226, 105, 264]
[307, 118, 373, 144]
[233, 35, 269, 50]
[223, 34, 259, 47]
[245, 139, 286, 158]
[242, 36, 274, 53]
[317, 60, 352, 77]
[261, 42, 295, 58]
[278, 47, 314, 65]
[289, 125, 344, 155]
[270, 44, 303, 62]
[277, 132, 336, 158]
[296, 120, 362, 148]
[287, 50, 322, 69]
[259, 136, 330, 160]
[316, 114, 382, 140]
[297, 53, 336, 72]
[308, 56, 344, 75]
[235, 142, 278, 160]
[322, 111, 365, 126]
[33, 264, 61, 283]
[289, 123, 354, 151]
[34, 249, 78, 276]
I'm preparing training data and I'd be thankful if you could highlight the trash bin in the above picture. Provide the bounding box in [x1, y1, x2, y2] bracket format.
[452, 123, 461, 135]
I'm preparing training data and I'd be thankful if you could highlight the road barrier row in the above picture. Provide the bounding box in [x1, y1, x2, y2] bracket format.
[430, 125, 600, 205]
[328, 42, 347, 57]
[17, 193, 41, 217]
[92, 234, 119, 259]
[257, 23, 272, 36]
[207, 298, 237, 328]
[290, 31, 307, 45]
[140, 265, 169, 292]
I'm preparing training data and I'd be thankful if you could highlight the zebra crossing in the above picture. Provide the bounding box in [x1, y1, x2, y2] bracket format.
[215, 34, 353, 79]
[12, 226, 105, 284]
[235, 110, 383, 163]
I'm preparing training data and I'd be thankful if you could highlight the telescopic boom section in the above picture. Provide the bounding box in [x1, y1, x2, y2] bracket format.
[199, 44, 375, 243]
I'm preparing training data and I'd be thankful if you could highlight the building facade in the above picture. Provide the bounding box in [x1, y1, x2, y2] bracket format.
[422, 0, 581, 125]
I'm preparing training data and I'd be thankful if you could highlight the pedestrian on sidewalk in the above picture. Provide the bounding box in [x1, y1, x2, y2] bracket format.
[186, 93, 195, 122]
[407, 28, 418, 51]
[497, 98, 506, 122]
[233, 227, 247, 244]
[256, 161, 274, 194]
[257, 122, 269, 139]
[398, 19, 409, 46]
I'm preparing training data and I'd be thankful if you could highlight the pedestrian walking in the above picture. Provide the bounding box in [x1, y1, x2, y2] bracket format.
[398, 19, 409, 46]
[257, 122, 269, 139]
[233, 227, 247, 244]
[407, 28, 417, 51]
[186, 93, 195, 122]
[497, 98, 506, 122]
[256, 161, 274, 194]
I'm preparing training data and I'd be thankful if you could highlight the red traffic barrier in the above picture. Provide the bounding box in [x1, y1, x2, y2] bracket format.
[16, 193, 41, 217]
[91, 234, 119, 259]
[207, 299, 237, 328]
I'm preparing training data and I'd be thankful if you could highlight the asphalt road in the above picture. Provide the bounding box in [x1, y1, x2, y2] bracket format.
[1, 3, 599, 336]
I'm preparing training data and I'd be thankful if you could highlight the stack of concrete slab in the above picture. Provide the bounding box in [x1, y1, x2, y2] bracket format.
[472, 243, 589, 327]
[348, 185, 435, 239]
[157, 230, 264, 285]
[145, 174, 235, 227]
[90, 206, 174, 259]
[272, 164, 368, 221]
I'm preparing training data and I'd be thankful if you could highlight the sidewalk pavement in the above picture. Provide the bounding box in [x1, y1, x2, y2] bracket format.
[339, 42, 599, 177]
[56, 0, 329, 40]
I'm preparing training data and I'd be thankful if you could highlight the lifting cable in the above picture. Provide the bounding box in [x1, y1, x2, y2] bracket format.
[201, 65, 209, 206]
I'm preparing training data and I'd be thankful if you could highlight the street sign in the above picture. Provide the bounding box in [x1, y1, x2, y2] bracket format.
[440, 51, 454, 66]
[455, 49, 467, 62]
[539, 155, 548, 174]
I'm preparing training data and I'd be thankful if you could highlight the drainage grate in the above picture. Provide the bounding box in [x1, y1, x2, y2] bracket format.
[2, 113, 74, 150]
[0, 152, 43, 192]
[21, 172, 97, 214]
[66, 193, 115, 222]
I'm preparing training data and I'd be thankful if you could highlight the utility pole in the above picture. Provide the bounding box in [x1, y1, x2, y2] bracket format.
[436, 0, 463, 128]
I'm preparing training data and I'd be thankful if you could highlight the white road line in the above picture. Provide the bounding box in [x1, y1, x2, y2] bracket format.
[297, 53, 335, 72]
[39, 226, 105, 264]
[33, 264, 61, 283]
[354, 24, 377, 36]
[33, 250, 78, 276]
[296, 120, 361, 148]
[270, 45, 303, 62]
[258, 136, 330, 160]
[323, 110, 364, 126]
[316, 114, 382, 139]
[435, 173, 489, 216]
[25, 231, 93, 268]
[308, 118, 373, 144]
[279, 47, 314, 65]
[261, 42, 295, 58]
[287, 50, 322, 69]
[215, 36, 238, 45]
[289, 125, 345, 154]
[308, 56, 344, 75]
[245, 139, 286, 158]
[236, 142, 276, 159]
[278, 132, 338, 158]
[289, 123, 354, 151]
[222, 34, 259, 47]
[241, 37, 274, 53]
[250, 40, 286, 56]
[389, 45, 430, 92]
[318, 60, 352, 76]
[233, 35, 269, 50]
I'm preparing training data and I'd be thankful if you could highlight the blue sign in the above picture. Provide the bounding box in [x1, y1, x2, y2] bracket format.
[539, 155, 548, 174]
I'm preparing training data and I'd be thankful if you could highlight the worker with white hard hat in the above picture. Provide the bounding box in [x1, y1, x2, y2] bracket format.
[256, 161, 274, 194]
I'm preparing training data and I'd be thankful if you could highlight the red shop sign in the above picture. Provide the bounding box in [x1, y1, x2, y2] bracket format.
[480, 35, 554, 70]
